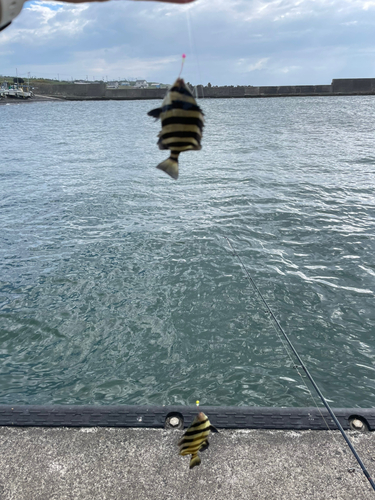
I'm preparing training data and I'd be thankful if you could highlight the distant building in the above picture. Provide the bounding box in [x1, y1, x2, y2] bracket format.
[120, 81, 130, 86]
[149, 82, 161, 88]
[135, 79, 148, 88]
[107, 81, 119, 89]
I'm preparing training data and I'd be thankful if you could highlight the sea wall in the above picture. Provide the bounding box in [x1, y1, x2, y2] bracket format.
[245, 84, 332, 97]
[104, 88, 166, 99]
[332, 78, 375, 94]
[33, 83, 106, 98]
[34, 83, 165, 100]
[33, 79, 375, 100]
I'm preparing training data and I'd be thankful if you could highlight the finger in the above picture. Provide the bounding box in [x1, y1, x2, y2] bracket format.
[56, 0, 195, 4]
[139, 0, 196, 2]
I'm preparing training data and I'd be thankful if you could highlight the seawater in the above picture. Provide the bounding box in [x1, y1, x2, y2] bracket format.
[0, 97, 374, 408]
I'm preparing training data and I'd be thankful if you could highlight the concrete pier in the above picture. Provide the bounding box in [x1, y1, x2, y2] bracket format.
[1, 426, 374, 499]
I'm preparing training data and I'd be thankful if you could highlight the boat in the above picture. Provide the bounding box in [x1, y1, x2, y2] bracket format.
[3, 82, 33, 99]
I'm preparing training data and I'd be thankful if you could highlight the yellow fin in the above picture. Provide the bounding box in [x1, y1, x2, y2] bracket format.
[189, 454, 201, 469]
[156, 157, 179, 180]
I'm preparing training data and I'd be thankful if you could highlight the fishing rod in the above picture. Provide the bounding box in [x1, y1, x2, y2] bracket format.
[225, 236, 375, 493]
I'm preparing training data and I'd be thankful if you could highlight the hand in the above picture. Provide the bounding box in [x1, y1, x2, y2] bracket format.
[57, 0, 195, 4]
[140, 0, 195, 2]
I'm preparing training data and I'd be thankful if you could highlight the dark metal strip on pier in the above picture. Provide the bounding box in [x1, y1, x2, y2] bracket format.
[0, 405, 373, 430]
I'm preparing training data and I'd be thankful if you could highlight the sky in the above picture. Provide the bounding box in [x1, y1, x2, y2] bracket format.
[1, 0, 375, 86]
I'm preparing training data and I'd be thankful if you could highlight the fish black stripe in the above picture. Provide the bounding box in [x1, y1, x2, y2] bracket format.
[184, 428, 210, 437]
[161, 141, 198, 149]
[160, 131, 201, 141]
[190, 418, 209, 428]
[161, 101, 203, 114]
[180, 439, 209, 449]
[162, 117, 204, 129]
[180, 445, 204, 456]
[181, 440, 206, 448]
[180, 440, 205, 449]
[179, 437, 198, 444]
[180, 431, 209, 443]
[169, 85, 194, 97]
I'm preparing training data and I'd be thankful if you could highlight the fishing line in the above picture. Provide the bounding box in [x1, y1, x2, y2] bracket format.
[225, 236, 375, 493]
[178, 54, 186, 79]
[186, 7, 204, 99]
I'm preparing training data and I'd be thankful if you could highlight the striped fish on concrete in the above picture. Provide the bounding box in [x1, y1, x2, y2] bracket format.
[178, 412, 218, 469]
[148, 78, 204, 180]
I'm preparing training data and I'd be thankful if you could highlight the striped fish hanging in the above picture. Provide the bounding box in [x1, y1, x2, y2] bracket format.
[148, 78, 204, 180]
[178, 412, 218, 469]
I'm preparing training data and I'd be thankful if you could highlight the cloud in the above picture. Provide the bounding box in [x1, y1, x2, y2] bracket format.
[237, 57, 270, 72]
[279, 65, 300, 74]
[1, 0, 375, 85]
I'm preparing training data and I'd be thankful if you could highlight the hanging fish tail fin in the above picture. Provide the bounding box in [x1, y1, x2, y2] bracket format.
[189, 454, 201, 469]
[156, 153, 179, 180]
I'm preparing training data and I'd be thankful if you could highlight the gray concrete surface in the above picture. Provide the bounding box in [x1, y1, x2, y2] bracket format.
[0, 427, 374, 499]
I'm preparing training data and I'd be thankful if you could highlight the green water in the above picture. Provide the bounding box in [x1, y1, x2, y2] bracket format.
[0, 97, 374, 407]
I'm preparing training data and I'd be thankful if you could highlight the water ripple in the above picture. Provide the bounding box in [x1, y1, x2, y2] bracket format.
[0, 97, 374, 407]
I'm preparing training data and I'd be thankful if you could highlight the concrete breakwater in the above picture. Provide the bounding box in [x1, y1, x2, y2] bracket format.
[32, 78, 375, 101]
